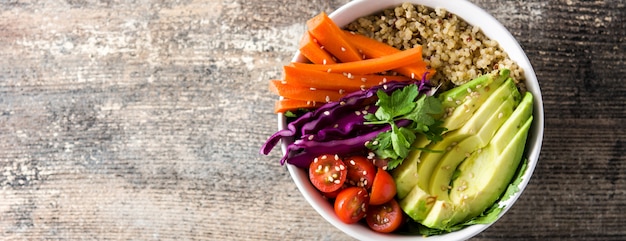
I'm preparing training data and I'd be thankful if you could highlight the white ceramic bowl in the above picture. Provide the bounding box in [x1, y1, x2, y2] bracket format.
[278, 0, 544, 240]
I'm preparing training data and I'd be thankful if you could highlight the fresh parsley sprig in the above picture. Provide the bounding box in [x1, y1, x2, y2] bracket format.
[364, 84, 446, 170]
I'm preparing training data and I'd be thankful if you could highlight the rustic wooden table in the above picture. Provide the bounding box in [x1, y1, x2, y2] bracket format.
[1, 0, 624, 240]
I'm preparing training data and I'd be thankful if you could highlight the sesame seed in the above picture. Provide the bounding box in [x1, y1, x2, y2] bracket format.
[382, 166, 388, 170]
[323, 111, 330, 116]
[447, 97, 453, 102]
[350, 160, 356, 165]
[339, 164, 345, 170]
[320, 45, 325, 49]
[322, 59, 327, 65]
[310, 87, 317, 91]
[281, 80, 287, 84]
[498, 112, 504, 119]
[372, 140, 379, 145]
[383, 84, 388, 90]
[327, 176, 333, 182]
[308, 135, 314, 140]
[361, 77, 367, 82]
[335, 166, 341, 171]
[339, 89, 345, 94]
[333, 124, 339, 128]
[466, 87, 472, 93]
[362, 170, 367, 175]
[355, 111, 361, 116]
[347, 73, 353, 79]
[341, 47, 346, 52]
[382, 78, 388, 83]
[361, 110, 368, 115]
[313, 158, 319, 163]
[360, 85, 366, 90]
[321, 155, 328, 160]
[334, 179, 340, 184]
[327, 68, 332, 73]
[334, 154, 339, 160]
[476, 84, 482, 89]
[325, 96, 330, 102]
[455, 100, 462, 105]
[411, 72, 415, 79]
[339, 101, 346, 105]
[465, 152, 471, 157]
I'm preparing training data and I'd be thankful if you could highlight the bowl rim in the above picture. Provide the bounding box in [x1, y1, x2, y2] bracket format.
[278, 0, 544, 240]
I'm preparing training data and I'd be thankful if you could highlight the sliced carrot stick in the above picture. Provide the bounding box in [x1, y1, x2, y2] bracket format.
[283, 65, 411, 92]
[274, 99, 323, 113]
[306, 12, 363, 63]
[289, 46, 423, 75]
[298, 32, 337, 65]
[269, 80, 344, 103]
[343, 30, 436, 80]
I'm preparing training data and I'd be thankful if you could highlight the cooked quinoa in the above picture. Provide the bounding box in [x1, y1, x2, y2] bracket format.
[345, 2, 525, 92]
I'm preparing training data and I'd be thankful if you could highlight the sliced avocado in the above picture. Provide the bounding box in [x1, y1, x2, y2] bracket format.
[421, 94, 534, 230]
[413, 78, 519, 192]
[399, 184, 437, 221]
[491, 92, 534, 154]
[414, 132, 467, 191]
[429, 88, 520, 200]
[438, 69, 510, 132]
[420, 200, 456, 229]
[392, 135, 432, 199]
[448, 116, 533, 225]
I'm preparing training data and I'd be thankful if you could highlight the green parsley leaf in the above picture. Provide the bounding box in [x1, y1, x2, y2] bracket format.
[364, 84, 446, 170]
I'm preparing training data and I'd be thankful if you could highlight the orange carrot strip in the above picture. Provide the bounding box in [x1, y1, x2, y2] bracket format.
[298, 32, 337, 65]
[289, 46, 423, 75]
[269, 80, 344, 103]
[343, 30, 436, 80]
[274, 99, 323, 113]
[306, 12, 363, 63]
[283, 65, 411, 92]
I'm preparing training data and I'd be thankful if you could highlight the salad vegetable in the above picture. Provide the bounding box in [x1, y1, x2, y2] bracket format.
[298, 32, 337, 65]
[342, 30, 435, 80]
[306, 12, 363, 63]
[260, 9, 533, 236]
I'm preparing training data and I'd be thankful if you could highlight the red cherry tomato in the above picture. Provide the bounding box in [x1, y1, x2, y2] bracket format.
[322, 185, 345, 199]
[334, 187, 369, 224]
[309, 154, 347, 193]
[366, 199, 403, 233]
[369, 167, 397, 205]
[344, 156, 376, 189]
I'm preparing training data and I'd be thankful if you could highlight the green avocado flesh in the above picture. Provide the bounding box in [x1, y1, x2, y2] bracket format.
[392, 70, 534, 230]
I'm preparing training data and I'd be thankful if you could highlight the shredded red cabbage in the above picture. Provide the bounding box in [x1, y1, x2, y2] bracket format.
[261, 74, 432, 168]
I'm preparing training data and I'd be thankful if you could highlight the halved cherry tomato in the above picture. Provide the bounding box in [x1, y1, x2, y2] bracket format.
[334, 187, 369, 224]
[369, 167, 397, 205]
[366, 199, 403, 233]
[344, 156, 376, 189]
[309, 154, 347, 193]
[322, 185, 345, 199]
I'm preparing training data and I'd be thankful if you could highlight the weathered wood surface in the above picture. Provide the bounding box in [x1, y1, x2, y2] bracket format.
[0, 0, 624, 240]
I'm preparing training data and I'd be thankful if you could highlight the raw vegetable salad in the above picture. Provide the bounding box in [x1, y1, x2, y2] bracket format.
[261, 6, 532, 236]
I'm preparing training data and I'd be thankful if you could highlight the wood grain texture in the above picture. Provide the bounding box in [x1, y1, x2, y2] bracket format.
[0, 0, 624, 240]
